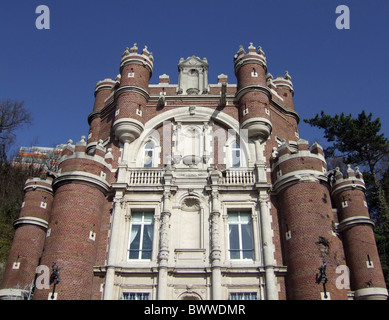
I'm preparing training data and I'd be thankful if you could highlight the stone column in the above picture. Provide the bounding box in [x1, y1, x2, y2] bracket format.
[210, 190, 222, 300]
[157, 190, 171, 300]
[259, 191, 278, 300]
[103, 193, 124, 300]
[209, 170, 222, 300]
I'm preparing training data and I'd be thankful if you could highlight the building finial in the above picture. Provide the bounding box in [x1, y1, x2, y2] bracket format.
[257, 46, 265, 55]
[130, 43, 138, 53]
[284, 71, 292, 80]
[122, 47, 130, 57]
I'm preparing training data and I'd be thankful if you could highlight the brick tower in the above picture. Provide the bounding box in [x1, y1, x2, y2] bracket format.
[331, 165, 388, 299]
[0, 178, 53, 299]
[113, 43, 153, 160]
[31, 138, 113, 300]
[272, 140, 348, 300]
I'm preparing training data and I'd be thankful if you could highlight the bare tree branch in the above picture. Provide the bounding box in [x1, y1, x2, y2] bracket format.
[0, 99, 32, 162]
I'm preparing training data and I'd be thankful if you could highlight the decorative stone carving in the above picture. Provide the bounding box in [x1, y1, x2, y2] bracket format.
[178, 56, 209, 95]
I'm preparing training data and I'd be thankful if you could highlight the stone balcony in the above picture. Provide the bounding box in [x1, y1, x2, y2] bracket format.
[114, 166, 259, 191]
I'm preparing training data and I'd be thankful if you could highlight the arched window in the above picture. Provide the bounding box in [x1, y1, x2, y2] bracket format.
[231, 141, 241, 167]
[143, 141, 155, 168]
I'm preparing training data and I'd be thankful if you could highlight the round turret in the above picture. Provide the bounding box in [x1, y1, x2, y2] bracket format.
[32, 137, 112, 300]
[0, 178, 53, 300]
[331, 166, 388, 300]
[113, 44, 153, 145]
[272, 71, 295, 111]
[87, 78, 116, 153]
[273, 140, 348, 300]
[234, 43, 272, 141]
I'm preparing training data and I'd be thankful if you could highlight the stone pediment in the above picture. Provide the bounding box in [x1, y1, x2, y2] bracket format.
[178, 56, 208, 69]
[178, 56, 209, 95]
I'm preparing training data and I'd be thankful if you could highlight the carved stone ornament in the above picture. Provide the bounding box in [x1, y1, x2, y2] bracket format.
[181, 197, 201, 212]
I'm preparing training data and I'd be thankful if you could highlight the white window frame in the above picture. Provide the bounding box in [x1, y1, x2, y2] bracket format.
[142, 141, 155, 168]
[128, 211, 154, 260]
[227, 211, 254, 260]
[230, 141, 241, 168]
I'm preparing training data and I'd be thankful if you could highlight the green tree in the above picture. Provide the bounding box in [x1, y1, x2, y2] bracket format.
[304, 110, 389, 285]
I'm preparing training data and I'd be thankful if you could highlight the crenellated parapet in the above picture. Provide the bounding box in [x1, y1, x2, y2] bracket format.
[330, 165, 366, 197]
[54, 136, 113, 195]
[234, 43, 267, 85]
[269, 71, 295, 111]
[120, 43, 154, 80]
[272, 139, 327, 193]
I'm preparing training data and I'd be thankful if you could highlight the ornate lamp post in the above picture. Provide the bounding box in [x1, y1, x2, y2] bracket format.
[49, 262, 61, 299]
[316, 261, 328, 299]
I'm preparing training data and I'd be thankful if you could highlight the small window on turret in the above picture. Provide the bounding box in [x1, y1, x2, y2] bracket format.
[251, 68, 258, 77]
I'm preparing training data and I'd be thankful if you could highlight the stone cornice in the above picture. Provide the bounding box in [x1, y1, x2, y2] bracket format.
[272, 169, 328, 194]
[53, 171, 111, 194]
[337, 216, 375, 233]
[115, 85, 150, 101]
[13, 216, 49, 230]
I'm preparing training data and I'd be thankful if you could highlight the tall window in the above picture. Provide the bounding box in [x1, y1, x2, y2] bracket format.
[128, 212, 154, 260]
[143, 141, 154, 168]
[231, 141, 241, 167]
[228, 211, 254, 260]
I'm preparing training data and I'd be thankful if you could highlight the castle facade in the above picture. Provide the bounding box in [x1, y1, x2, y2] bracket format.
[1, 43, 387, 300]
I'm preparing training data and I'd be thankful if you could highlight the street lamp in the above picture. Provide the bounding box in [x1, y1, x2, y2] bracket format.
[315, 261, 328, 299]
[49, 262, 61, 299]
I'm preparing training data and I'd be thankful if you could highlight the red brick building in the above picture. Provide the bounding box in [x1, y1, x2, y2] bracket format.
[0, 43, 387, 300]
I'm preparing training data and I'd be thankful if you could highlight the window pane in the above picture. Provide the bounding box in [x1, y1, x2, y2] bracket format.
[132, 213, 142, 222]
[142, 225, 153, 251]
[241, 224, 253, 249]
[144, 150, 153, 167]
[232, 150, 240, 167]
[228, 213, 239, 222]
[145, 141, 154, 149]
[229, 225, 239, 250]
[143, 213, 153, 223]
[129, 225, 141, 259]
[129, 249, 140, 259]
[231, 141, 240, 148]
[239, 213, 251, 223]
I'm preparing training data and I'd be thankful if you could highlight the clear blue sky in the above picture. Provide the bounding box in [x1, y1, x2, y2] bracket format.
[1, 0, 389, 156]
